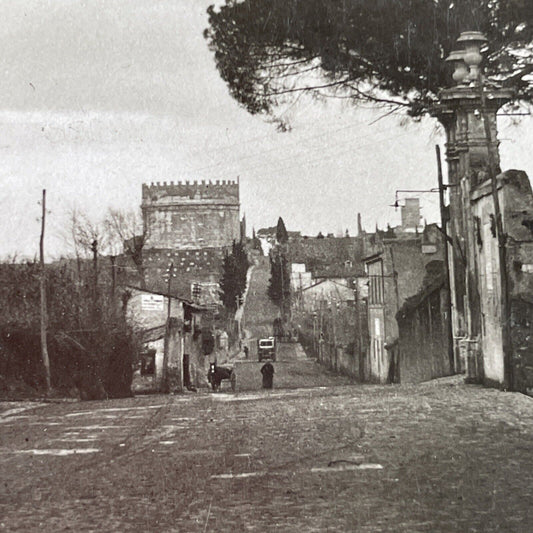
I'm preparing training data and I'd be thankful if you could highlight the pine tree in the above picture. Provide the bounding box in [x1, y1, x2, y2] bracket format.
[206, 0, 533, 118]
[219, 241, 250, 311]
[276, 217, 288, 244]
[268, 251, 290, 306]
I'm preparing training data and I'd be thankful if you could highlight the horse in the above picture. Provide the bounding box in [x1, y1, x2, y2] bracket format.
[207, 362, 236, 392]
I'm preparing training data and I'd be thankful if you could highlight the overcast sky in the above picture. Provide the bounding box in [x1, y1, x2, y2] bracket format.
[1, 0, 532, 259]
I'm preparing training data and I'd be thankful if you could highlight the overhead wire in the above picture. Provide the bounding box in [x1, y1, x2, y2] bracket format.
[179, 125, 417, 183]
[177, 118, 381, 176]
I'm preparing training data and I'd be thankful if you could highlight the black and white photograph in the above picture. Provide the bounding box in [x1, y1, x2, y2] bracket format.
[1, 1, 533, 531]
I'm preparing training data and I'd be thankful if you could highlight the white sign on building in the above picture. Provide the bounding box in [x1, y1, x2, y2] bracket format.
[141, 294, 165, 311]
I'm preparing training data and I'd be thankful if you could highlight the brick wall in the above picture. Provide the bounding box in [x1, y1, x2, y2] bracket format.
[142, 247, 225, 299]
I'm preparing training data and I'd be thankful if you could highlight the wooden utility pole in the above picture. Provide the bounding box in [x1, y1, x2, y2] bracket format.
[39, 189, 51, 392]
[110, 255, 117, 300]
[162, 262, 174, 392]
[436, 145, 456, 374]
[279, 251, 285, 322]
[91, 239, 98, 295]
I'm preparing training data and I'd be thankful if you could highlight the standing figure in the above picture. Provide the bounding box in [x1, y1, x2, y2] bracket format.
[260, 362, 274, 389]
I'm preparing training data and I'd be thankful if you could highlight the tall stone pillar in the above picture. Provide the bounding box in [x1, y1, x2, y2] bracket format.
[431, 32, 513, 379]
[164, 317, 184, 393]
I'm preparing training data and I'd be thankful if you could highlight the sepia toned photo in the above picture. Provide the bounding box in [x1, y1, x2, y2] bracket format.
[1, 1, 533, 531]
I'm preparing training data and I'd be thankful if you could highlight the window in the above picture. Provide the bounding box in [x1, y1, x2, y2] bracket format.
[367, 259, 384, 305]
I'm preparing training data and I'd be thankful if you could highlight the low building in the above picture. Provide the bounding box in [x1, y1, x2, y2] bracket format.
[362, 223, 448, 383]
[124, 286, 212, 391]
[396, 270, 451, 383]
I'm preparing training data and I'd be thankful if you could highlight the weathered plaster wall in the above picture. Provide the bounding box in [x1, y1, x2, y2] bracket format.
[125, 287, 184, 330]
[471, 170, 533, 389]
[364, 227, 444, 383]
[144, 205, 240, 250]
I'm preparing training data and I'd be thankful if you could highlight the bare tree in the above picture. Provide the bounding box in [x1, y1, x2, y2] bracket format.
[104, 208, 147, 288]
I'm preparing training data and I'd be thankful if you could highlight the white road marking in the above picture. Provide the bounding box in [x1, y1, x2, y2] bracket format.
[311, 464, 383, 472]
[54, 438, 98, 443]
[65, 405, 165, 417]
[0, 404, 47, 419]
[64, 425, 128, 430]
[212, 472, 263, 479]
[211, 463, 383, 479]
[4, 448, 100, 456]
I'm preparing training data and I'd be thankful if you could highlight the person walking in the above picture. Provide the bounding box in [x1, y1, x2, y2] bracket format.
[260, 362, 274, 389]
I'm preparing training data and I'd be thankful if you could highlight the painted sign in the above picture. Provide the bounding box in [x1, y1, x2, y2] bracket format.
[141, 294, 165, 311]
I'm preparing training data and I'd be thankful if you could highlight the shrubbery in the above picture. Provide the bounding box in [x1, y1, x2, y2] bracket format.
[0, 259, 140, 399]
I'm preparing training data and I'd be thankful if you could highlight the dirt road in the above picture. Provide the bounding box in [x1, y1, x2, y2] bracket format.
[2, 379, 533, 532]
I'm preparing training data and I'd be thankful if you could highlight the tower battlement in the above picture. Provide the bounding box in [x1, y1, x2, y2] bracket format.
[141, 179, 241, 250]
[142, 179, 239, 203]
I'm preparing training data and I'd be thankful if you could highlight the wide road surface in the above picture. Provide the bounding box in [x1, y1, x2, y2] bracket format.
[233, 342, 354, 391]
[242, 256, 280, 340]
[2, 379, 533, 532]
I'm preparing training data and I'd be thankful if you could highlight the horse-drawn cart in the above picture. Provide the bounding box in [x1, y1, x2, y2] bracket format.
[207, 363, 236, 392]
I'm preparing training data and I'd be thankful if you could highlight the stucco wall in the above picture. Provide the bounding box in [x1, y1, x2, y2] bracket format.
[126, 288, 184, 331]
[471, 170, 533, 388]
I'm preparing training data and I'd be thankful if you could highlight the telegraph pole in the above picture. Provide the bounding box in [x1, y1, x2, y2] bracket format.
[39, 189, 51, 392]
[110, 255, 117, 300]
[91, 239, 98, 319]
[436, 145, 455, 374]
[162, 262, 174, 392]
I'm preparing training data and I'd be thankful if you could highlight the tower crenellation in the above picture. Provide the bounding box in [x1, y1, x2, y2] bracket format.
[141, 179, 241, 250]
[142, 179, 239, 203]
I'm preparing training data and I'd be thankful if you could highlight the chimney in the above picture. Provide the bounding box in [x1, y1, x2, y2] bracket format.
[401, 198, 421, 231]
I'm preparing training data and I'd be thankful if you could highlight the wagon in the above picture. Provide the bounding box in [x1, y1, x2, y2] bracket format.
[207, 363, 236, 392]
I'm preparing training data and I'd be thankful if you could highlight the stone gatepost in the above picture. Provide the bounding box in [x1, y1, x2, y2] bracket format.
[431, 31, 513, 382]
[164, 317, 184, 393]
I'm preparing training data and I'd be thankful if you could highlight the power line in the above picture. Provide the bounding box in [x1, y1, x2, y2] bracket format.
[175, 120, 403, 179]
[181, 129, 412, 184]
[216, 131, 415, 184]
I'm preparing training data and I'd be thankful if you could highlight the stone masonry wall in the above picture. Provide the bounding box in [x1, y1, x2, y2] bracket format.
[142, 180, 240, 250]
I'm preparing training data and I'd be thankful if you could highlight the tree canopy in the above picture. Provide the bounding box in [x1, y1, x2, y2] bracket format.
[205, 0, 533, 118]
[268, 252, 291, 309]
[220, 241, 250, 311]
[276, 217, 289, 244]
